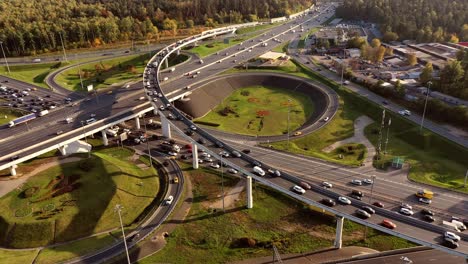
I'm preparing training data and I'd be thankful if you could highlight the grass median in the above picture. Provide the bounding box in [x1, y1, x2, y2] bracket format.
[195, 85, 314, 136]
[0, 107, 24, 125]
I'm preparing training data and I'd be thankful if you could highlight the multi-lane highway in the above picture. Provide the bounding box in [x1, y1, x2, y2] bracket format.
[141, 2, 468, 258]
[1, 1, 467, 260]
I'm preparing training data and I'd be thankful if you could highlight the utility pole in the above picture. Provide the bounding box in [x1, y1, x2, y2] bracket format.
[221, 156, 225, 213]
[384, 118, 391, 154]
[0, 41, 10, 74]
[115, 205, 131, 264]
[58, 31, 68, 63]
[420, 81, 432, 133]
[377, 109, 386, 157]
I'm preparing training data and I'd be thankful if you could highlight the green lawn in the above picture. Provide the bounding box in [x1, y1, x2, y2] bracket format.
[0, 108, 24, 125]
[188, 37, 247, 58]
[1, 62, 66, 89]
[35, 233, 116, 264]
[136, 166, 413, 264]
[195, 85, 314, 136]
[272, 41, 290, 53]
[365, 123, 468, 193]
[0, 249, 38, 264]
[0, 147, 159, 248]
[54, 54, 150, 91]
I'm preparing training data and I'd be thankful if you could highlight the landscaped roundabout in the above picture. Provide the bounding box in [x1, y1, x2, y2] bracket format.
[175, 73, 338, 140]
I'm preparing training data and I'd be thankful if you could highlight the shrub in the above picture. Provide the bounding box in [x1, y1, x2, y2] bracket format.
[22, 187, 39, 198]
[240, 90, 250, 96]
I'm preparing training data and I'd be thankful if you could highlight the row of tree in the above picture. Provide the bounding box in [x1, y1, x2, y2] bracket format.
[0, 0, 314, 56]
[336, 0, 468, 43]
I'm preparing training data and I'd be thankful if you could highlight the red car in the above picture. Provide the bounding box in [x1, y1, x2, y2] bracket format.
[381, 219, 396, 229]
[299, 181, 311, 190]
[185, 144, 192, 149]
[373, 202, 384, 208]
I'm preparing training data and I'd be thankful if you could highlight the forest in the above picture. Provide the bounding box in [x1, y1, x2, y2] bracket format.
[0, 0, 313, 56]
[336, 0, 468, 43]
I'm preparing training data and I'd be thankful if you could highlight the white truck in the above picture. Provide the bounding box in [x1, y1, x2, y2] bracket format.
[38, 110, 49, 116]
[451, 220, 467, 231]
[105, 128, 118, 137]
[443, 220, 461, 232]
[253, 166, 265, 176]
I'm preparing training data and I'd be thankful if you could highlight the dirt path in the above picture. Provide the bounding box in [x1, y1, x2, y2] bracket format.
[0, 157, 82, 198]
[209, 179, 246, 209]
[322, 115, 375, 167]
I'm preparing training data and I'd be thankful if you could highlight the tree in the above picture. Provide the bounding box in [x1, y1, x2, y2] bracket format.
[376, 46, 386, 62]
[440, 61, 464, 93]
[448, 34, 459, 43]
[406, 53, 417, 66]
[395, 80, 405, 98]
[347, 36, 366, 49]
[419, 62, 433, 84]
[382, 31, 398, 42]
[162, 18, 178, 38]
[385, 47, 394, 56]
[461, 24, 468, 41]
[370, 38, 381, 48]
[185, 19, 194, 29]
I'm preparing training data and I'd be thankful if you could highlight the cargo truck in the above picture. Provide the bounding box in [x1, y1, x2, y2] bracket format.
[8, 113, 36, 127]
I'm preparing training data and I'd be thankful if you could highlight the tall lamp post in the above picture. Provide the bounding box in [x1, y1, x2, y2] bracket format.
[0, 41, 10, 74]
[115, 204, 131, 264]
[58, 31, 68, 63]
[287, 98, 291, 150]
[420, 81, 432, 133]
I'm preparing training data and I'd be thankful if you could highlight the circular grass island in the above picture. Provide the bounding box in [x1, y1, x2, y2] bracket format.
[196, 85, 314, 136]
[175, 73, 331, 138]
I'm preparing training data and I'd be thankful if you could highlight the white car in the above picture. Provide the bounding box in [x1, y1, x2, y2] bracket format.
[444, 231, 461, 242]
[203, 157, 213, 162]
[363, 178, 373, 185]
[322, 182, 333, 188]
[201, 152, 211, 158]
[157, 93, 163, 98]
[400, 203, 413, 210]
[168, 151, 177, 156]
[219, 151, 230, 158]
[228, 168, 238, 174]
[210, 163, 220, 169]
[419, 198, 432, 204]
[292, 185, 306, 194]
[399, 207, 414, 216]
[159, 105, 165, 111]
[338, 196, 351, 205]
[351, 179, 362, 186]
[165, 195, 174, 205]
[190, 125, 197, 131]
[323, 116, 329, 122]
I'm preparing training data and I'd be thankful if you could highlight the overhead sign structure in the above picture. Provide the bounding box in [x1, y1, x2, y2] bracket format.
[119, 132, 128, 142]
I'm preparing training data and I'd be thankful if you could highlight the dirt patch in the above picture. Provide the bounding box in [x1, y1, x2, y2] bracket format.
[248, 97, 260, 103]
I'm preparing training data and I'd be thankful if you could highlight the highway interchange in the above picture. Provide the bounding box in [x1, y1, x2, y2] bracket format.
[0, 1, 467, 262]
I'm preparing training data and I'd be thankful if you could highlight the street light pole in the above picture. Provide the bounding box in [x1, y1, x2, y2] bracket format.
[58, 31, 68, 63]
[287, 98, 291, 151]
[0, 41, 11, 74]
[221, 156, 225, 213]
[420, 81, 432, 133]
[115, 204, 131, 264]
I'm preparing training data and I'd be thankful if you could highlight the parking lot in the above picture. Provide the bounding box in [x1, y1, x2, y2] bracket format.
[0, 78, 68, 114]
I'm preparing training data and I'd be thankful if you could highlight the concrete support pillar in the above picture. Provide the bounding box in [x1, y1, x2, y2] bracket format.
[334, 216, 344, 249]
[192, 143, 199, 169]
[246, 176, 253, 209]
[135, 117, 141, 130]
[161, 115, 171, 139]
[176, 49, 180, 56]
[153, 108, 158, 115]
[10, 165, 17, 176]
[58, 144, 68, 156]
[101, 130, 109, 146]
[164, 59, 169, 69]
